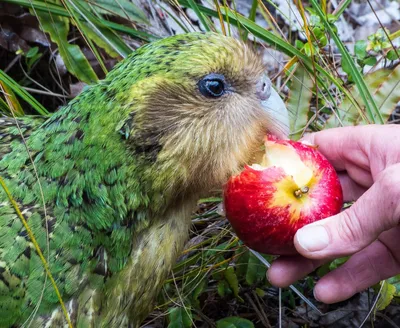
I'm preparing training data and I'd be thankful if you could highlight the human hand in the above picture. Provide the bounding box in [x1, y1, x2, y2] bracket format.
[267, 125, 400, 304]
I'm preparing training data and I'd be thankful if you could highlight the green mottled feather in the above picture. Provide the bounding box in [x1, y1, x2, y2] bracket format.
[0, 32, 266, 327]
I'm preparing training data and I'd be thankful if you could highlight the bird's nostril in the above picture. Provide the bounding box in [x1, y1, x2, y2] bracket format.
[256, 76, 271, 101]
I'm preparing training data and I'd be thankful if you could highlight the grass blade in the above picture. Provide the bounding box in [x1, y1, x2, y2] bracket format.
[178, 0, 366, 123]
[35, 7, 99, 84]
[242, 0, 258, 40]
[88, 0, 148, 24]
[186, 0, 212, 31]
[0, 82, 24, 116]
[0, 177, 72, 327]
[326, 66, 400, 127]
[3, 0, 156, 41]
[0, 70, 48, 115]
[310, 0, 384, 124]
[62, 0, 133, 58]
[287, 64, 314, 139]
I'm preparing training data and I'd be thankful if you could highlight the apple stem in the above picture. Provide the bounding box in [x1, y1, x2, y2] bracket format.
[294, 186, 309, 198]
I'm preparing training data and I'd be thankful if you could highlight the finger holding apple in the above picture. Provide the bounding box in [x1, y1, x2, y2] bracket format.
[223, 135, 343, 255]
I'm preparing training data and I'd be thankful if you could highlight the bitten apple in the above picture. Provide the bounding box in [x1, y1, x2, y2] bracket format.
[223, 135, 343, 255]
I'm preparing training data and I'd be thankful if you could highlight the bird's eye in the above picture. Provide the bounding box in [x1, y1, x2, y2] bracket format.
[198, 74, 226, 98]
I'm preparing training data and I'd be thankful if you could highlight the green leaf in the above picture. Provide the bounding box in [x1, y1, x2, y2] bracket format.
[309, 14, 321, 26]
[65, 0, 132, 58]
[186, 0, 212, 32]
[255, 288, 265, 297]
[78, 21, 119, 58]
[245, 253, 267, 285]
[287, 64, 314, 140]
[327, 14, 338, 23]
[4, 0, 156, 41]
[224, 267, 243, 302]
[168, 307, 192, 328]
[217, 280, 231, 297]
[303, 43, 312, 57]
[205, 241, 231, 260]
[341, 55, 352, 77]
[355, 40, 367, 60]
[216, 317, 254, 328]
[312, 27, 322, 39]
[27, 53, 42, 70]
[0, 70, 48, 115]
[281, 289, 296, 308]
[172, 252, 201, 274]
[197, 197, 222, 204]
[0, 81, 24, 116]
[88, 0, 148, 24]
[326, 65, 400, 127]
[35, 8, 98, 84]
[376, 281, 396, 311]
[242, 0, 258, 40]
[373, 64, 400, 122]
[235, 249, 267, 286]
[0, 96, 10, 113]
[26, 46, 39, 58]
[363, 56, 377, 66]
[25, 47, 43, 70]
[305, 276, 315, 289]
[387, 49, 400, 61]
[295, 40, 304, 49]
[319, 35, 327, 47]
[329, 257, 349, 270]
[387, 275, 400, 297]
[316, 263, 330, 277]
[71, 0, 144, 59]
[332, 0, 351, 18]
[189, 277, 207, 308]
[310, 0, 383, 124]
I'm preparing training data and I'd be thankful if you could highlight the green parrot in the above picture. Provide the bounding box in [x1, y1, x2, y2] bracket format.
[0, 32, 289, 327]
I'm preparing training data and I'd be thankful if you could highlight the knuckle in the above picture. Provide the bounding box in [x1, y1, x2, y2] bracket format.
[344, 251, 379, 294]
[378, 165, 400, 225]
[378, 167, 399, 188]
[336, 210, 365, 251]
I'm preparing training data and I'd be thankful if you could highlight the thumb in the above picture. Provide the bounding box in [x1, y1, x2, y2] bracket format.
[294, 164, 400, 259]
[299, 132, 315, 144]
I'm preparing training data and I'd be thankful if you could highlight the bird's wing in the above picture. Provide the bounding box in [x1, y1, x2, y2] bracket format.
[0, 114, 96, 327]
[0, 115, 46, 158]
[0, 112, 147, 327]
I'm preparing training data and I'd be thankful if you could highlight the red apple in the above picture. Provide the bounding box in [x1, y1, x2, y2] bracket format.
[223, 135, 343, 255]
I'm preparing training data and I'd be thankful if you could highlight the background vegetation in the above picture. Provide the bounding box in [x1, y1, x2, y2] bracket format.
[0, 0, 399, 327]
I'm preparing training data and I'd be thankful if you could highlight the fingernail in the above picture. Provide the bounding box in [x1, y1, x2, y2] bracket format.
[313, 288, 321, 302]
[299, 133, 314, 143]
[296, 225, 329, 252]
[299, 139, 314, 146]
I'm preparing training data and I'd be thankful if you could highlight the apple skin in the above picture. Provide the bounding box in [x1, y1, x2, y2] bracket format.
[223, 138, 343, 255]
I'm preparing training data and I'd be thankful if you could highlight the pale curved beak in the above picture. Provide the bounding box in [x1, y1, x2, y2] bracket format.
[261, 87, 290, 139]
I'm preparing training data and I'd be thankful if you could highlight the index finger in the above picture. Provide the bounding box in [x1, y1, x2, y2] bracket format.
[300, 126, 372, 171]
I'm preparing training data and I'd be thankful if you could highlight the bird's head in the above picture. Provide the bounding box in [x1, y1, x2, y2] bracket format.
[110, 32, 289, 197]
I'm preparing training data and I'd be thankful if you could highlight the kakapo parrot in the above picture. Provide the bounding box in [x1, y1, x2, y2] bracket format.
[0, 32, 289, 327]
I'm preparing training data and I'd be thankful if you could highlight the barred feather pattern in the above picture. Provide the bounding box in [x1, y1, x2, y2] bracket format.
[0, 32, 284, 327]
